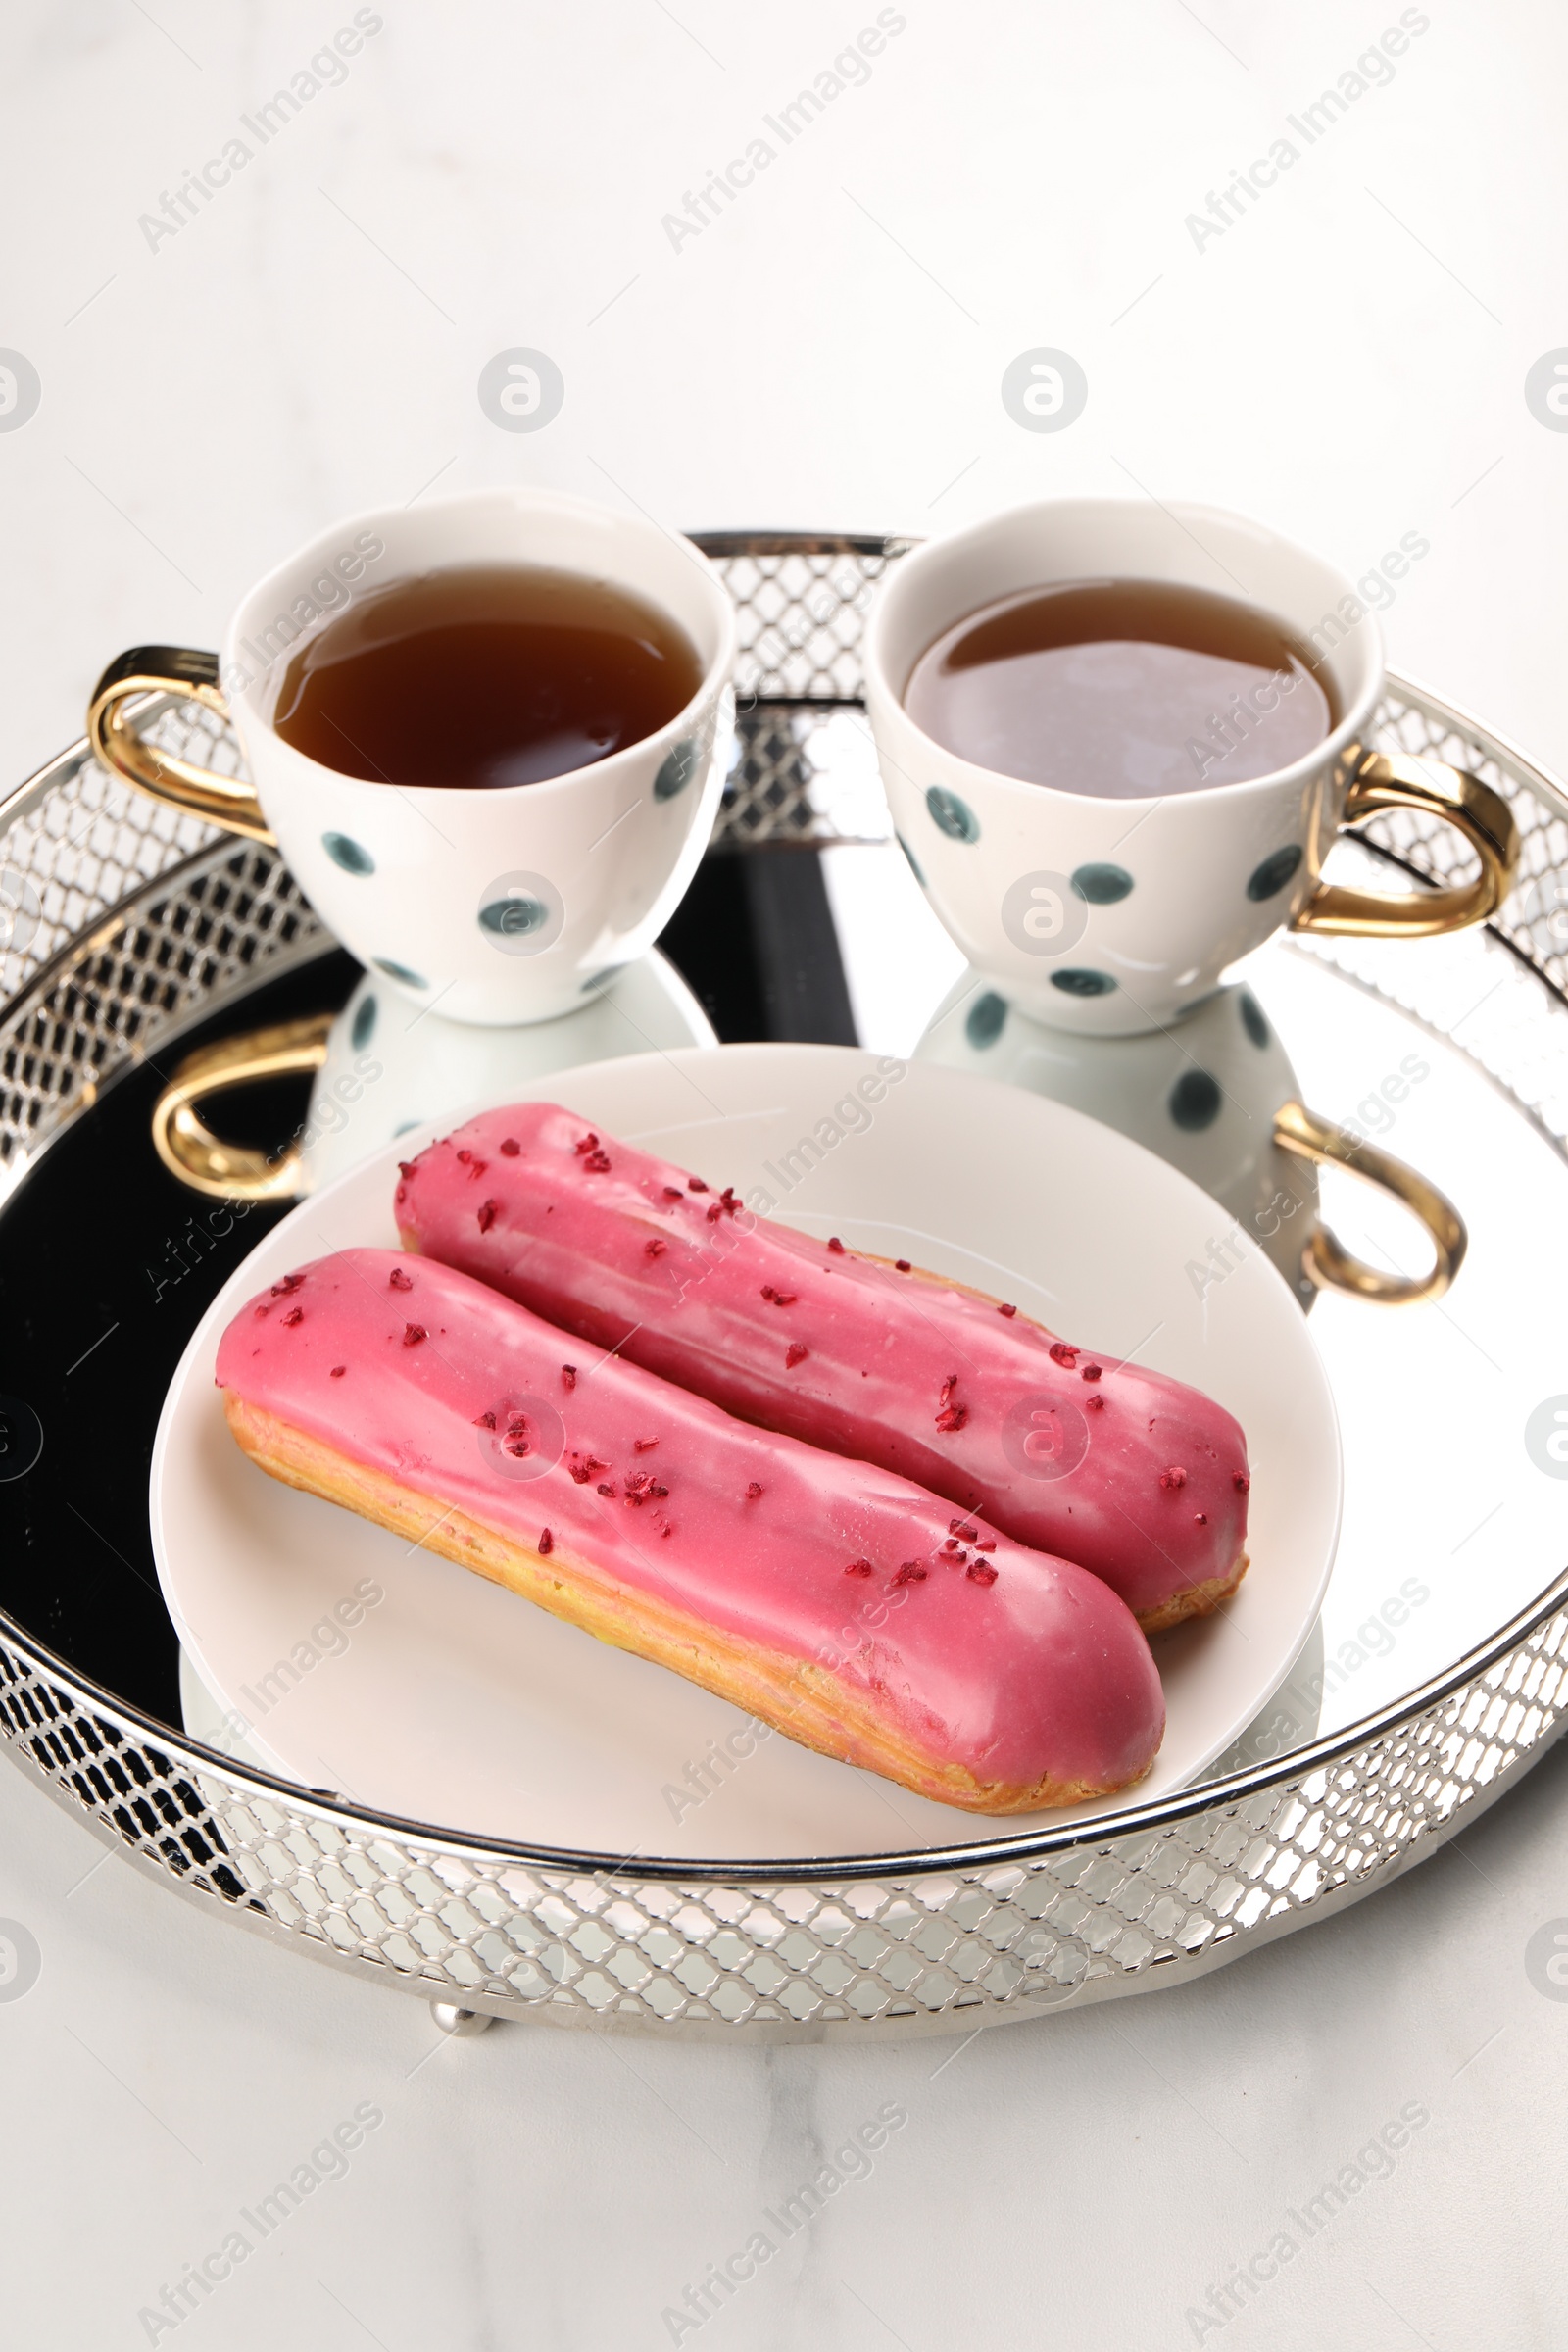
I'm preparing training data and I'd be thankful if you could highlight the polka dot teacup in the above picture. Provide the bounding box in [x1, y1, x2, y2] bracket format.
[865, 498, 1515, 1037]
[88, 488, 736, 1027]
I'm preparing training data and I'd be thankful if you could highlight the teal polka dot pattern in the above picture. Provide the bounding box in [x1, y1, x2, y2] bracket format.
[479, 895, 548, 940]
[1168, 1070, 1222, 1130]
[1071, 862, 1134, 905]
[351, 995, 377, 1049]
[925, 786, 979, 844]
[1240, 991, 1269, 1049]
[895, 832, 927, 889]
[654, 738, 699, 802]
[965, 991, 1007, 1048]
[323, 832, 374, 876]
[477, 871, 564, 956]
[1050, 968, 1117, 998]
[373, 957, 428, 990]
[1247, 844, 1303, 902]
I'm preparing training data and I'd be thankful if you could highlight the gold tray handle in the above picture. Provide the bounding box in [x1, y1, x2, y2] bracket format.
[87, 645, 274, 845]
[1273, 1098, 1466, 1305]
[1292, 748, 1518, 940]
[151, 1015, 332, 1201]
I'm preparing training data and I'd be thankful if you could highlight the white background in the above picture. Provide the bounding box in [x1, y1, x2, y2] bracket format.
[3, 2, 1566, 2345]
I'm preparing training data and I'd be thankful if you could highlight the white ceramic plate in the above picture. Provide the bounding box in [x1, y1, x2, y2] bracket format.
[151, 1044, 1342, 1861]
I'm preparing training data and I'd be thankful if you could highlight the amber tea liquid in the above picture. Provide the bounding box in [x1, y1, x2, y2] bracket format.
[273, 564, 703, 789]
[903, 577, 1337, 798]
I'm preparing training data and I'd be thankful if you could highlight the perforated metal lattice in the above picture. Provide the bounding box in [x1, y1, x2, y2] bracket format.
[1303, 692, 1568, 1148]
[2, 540, 1567, 2035]
[3, 1598, 1564, 2033]
[0, 747, 215, 1008]
[698, 533, 905, 849]
[0, 821, 323, 1190]
[694, 533, 911, 706]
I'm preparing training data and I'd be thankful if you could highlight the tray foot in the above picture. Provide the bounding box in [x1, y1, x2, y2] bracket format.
[430, 2000, 495, 2038]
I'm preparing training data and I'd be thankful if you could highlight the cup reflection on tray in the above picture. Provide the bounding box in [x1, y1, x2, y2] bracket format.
[150, 949, 716, 1202]
[913, 974, 1465, 1312]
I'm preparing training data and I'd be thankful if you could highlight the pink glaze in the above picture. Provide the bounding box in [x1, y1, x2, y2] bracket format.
[216, 1249, 1164, 1798]
[396, 1103, 1251, 1624]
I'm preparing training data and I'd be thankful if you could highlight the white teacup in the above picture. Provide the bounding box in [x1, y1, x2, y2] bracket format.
[865, 498, 1516, 1036]
[88, 487, 736, 1026]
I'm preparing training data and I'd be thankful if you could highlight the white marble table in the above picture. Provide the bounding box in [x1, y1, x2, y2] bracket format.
[2, 1, 1565, 2342]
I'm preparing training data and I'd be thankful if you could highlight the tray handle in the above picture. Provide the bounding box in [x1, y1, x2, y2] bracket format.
[151, 1016, 332, 1201]
[1273, 1099, 1466, 1305]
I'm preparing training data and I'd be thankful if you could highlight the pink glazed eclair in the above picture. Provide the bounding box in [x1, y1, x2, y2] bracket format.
[216, 1250, 1165, 1814]
[396, 1103, 1250, 1631]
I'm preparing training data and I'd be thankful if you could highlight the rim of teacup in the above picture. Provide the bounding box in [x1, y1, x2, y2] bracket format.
[863, 495, 1385, 810]
[220, 484, 737, 804]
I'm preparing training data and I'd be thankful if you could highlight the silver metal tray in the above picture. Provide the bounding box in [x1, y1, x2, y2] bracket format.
[1, 534, 1566, 2042]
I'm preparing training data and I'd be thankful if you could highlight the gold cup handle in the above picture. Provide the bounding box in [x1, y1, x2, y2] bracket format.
[87, 645, 274, 845]
[1292, 748, 1518, 939]
[151, 1015, 332, 1201]
[1273, 1098, 1466, 1305]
